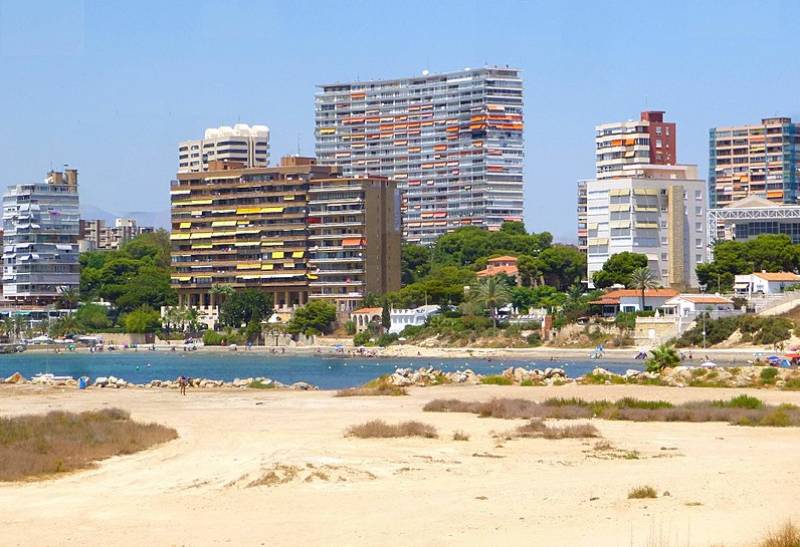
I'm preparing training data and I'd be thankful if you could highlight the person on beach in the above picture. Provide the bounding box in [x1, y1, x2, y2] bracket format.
[178, 375, 188, 396]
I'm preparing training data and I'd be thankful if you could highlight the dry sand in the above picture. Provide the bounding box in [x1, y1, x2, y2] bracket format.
[1, 384, 799, 546]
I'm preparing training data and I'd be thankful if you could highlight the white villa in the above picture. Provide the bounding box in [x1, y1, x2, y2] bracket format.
[734, 272, 800, 296]
[389, 305, 440, 335]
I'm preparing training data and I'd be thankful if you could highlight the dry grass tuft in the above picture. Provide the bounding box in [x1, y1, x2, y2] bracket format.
[345, 420, 438, 439]
[424, 396, 800, 427]
[335, 376, 407, 397]
[628, 485, 658, 499]
[0, 408, 177, 481]
[512, 419, 600, 439]
[759, 521, 800, 547]
[452, 430, 470, 441]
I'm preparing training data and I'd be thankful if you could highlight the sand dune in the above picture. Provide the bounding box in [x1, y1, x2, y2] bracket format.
[1, 384, 799, 546]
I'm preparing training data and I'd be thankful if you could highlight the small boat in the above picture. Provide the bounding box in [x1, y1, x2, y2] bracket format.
[700, 361, 718, 368]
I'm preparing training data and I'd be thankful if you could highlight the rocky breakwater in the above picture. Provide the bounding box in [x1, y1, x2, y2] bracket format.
[581, 365, 800, 388]
[388, 367, 481, 386]
[1, 372, 318, 391]
[500, 366, 568, 385]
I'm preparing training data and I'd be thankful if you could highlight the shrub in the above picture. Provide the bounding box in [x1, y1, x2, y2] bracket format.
[0, 409, 177, 481]
[353, 331, 372, 347]
[345, 420, 438, 439]
[646, 344, 681, 372]
[481, 375, 513, 386]
[344, 320, 356, 335]
[512, 420, 599, 439]
[628, 485, 657, 499]
[248, 380, 275, 389]
[452, 430, 470, 441]
[716, 394, 764, 410]
[526, 331, 542, 346]
[335, 376, 407, 397]
[761, 367, 780, 385]
[376, 333, 399, 347]
[759, 521, 800, 547]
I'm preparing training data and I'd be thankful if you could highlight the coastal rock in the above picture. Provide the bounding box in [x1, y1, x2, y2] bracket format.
[94, 376, 109, 387]
[4, 372, 25, 384]
[290, 381, 317, 391]
[624, 369, 641, 379]
[591, 367, 613, 377]
[545, 367, 565, 379]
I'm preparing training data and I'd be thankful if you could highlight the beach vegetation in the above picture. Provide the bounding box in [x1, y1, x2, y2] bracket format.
[335, 375, 408, 397]
[646, 344, 681, 372]
[0, 409, 177, 481]
[758, 521, 800, 547]
[121, 305, 162, 334]
[345, 420, 438, 439]
[674, 314, 794, 348]
[511, 419, 599, 439]
[761, 367, 780, 385]
[481, 375, 513, 386]
[424, 396, 800, 427]
[628, 485, 657, 499]
[452, 430, 470, 441]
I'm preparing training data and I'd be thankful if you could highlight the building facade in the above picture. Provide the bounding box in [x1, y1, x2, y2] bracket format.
[315, 66, 524, 244]
[708, 117, 800, 209]
[80, 217, 153, 251]
[178, 124, 270, 173]
[579, 111, 676, 248]
[595, 111, 676, 180]
[307, 174, 401, 317]
[585, 164, 706, 288]
[169, 156, 400, 316]
[2, 169, 81, 304]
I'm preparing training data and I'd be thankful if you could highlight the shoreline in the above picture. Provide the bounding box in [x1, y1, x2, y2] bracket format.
[11, 341, 779, 363]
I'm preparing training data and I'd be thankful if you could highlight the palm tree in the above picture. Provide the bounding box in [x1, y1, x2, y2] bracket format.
[627, 266, 659, 312]
[472, 277, 512, 329]
[184, 307, 200, 334]
[646, 343, 681, 373]
[56, 287, 81, 310]
[1, 317, 14, 342]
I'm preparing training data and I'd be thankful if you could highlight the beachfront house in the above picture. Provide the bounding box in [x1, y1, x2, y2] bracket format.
[663, 294, 737, 317]
[588, 288, 679, 316]
[734, 272, 800, 296]
[351, 307, 383, 333]
[389, 305, 440, 335]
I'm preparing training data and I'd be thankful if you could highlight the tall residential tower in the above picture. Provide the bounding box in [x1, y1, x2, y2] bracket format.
[708, 117, 800, 208]
[2, 169, 81, 304]
[315, 67, 524, 244]
[178, 124, 270, 173]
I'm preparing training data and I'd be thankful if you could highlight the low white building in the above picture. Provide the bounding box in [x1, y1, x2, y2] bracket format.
[663, 294, 736, 317]
[389, 305, 440, 335]
[589, 288, 679, 315]
[734, 272, 800, 296]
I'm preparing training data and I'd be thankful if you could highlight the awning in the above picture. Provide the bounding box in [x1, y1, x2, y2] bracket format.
[734, 282, 750, 289]
[342, 238, 364, 246]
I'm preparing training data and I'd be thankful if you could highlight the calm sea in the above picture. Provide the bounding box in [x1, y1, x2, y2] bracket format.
[0, 351, 642, 389]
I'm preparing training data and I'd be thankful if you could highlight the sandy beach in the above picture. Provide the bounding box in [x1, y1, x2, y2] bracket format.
[1, 384, 799, 546]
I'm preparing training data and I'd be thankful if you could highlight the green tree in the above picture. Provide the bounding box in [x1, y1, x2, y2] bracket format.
[471, 276, 512, 329]
[401, 244, 431, 285]
[499, 221, 527, 235]
[49, 315, 83, 338]
[56, 288, 81, 310]
[516, 254, 540, 287]
[122, 306, 162, 334]
[286, 301, 337, 336]
[627, 266, 659, 311]
[592, 252, 649, 288]
[210, 283, 235, 305]
[74, 303, 112, 331]
[646, 344, 681, 372]
[537, 245, 586, 291]
[219, 289, 273, 328]
[381, 299, 391, 331]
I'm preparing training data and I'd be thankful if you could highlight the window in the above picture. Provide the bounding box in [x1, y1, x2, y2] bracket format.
[656, 139, 663, 148]
[655, 127, 662, 136]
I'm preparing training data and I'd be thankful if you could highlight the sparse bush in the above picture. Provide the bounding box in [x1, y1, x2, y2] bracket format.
[335, 375, 407, 397]
[248, 379, 276, 389]
[452, 430, 470, 441]
[628, 485, 657, 499]
[512, 420, 599, 439]
[759, 521, 800, 547]
[0, 409, 177, 481]
[481, 375, 513, 386]
[761, 367, 780, 385]
[353, 331, 372, 347]
[345, 420, 438, 439]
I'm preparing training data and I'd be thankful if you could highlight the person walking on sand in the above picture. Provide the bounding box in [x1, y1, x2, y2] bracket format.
[178, 375, 188, 396]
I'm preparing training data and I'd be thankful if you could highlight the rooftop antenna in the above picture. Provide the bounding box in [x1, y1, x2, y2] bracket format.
[296, 132, 301, 156]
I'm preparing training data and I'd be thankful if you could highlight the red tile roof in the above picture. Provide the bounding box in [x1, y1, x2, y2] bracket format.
[476, 265, 519, 277]
[669, 295, 732, 304]
[487, 255, 518, 264]
[352, 307, 383, 315]
[588, 288, 678, 306]
[753, 272, 800, 282]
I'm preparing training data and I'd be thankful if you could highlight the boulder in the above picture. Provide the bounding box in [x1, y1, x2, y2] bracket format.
[4, 372, 25, 384]
[624, 369, 641, 379]
[94, 376, 109, 387]
[290, 381, 317, 391]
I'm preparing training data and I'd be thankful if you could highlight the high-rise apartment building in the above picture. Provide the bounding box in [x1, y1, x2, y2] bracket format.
[178, 124, 270, 173]
[80, 217, 154, 251]
[579, 111, 677, 248]
[169, 156, 400, 315]
[307, 174, 401, 316]
[2, 169, 81, 304]
[585, 164, 706, 288]
[315, 66, 524, 245]
[708, 117, 800, 208]
[595, 111, 676, 179]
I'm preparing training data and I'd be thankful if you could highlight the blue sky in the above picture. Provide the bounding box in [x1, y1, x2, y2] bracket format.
[0, 0, 798, 241]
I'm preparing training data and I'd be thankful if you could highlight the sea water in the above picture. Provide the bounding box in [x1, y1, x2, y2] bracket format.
[0, 351, 642, 390]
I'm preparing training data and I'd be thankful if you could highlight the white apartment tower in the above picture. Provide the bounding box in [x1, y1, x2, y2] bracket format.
[2, 169, 81, 304]
[178, 124, 270, 173]
[585, 164, 706, 288]
[315, 67, 524, 245]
